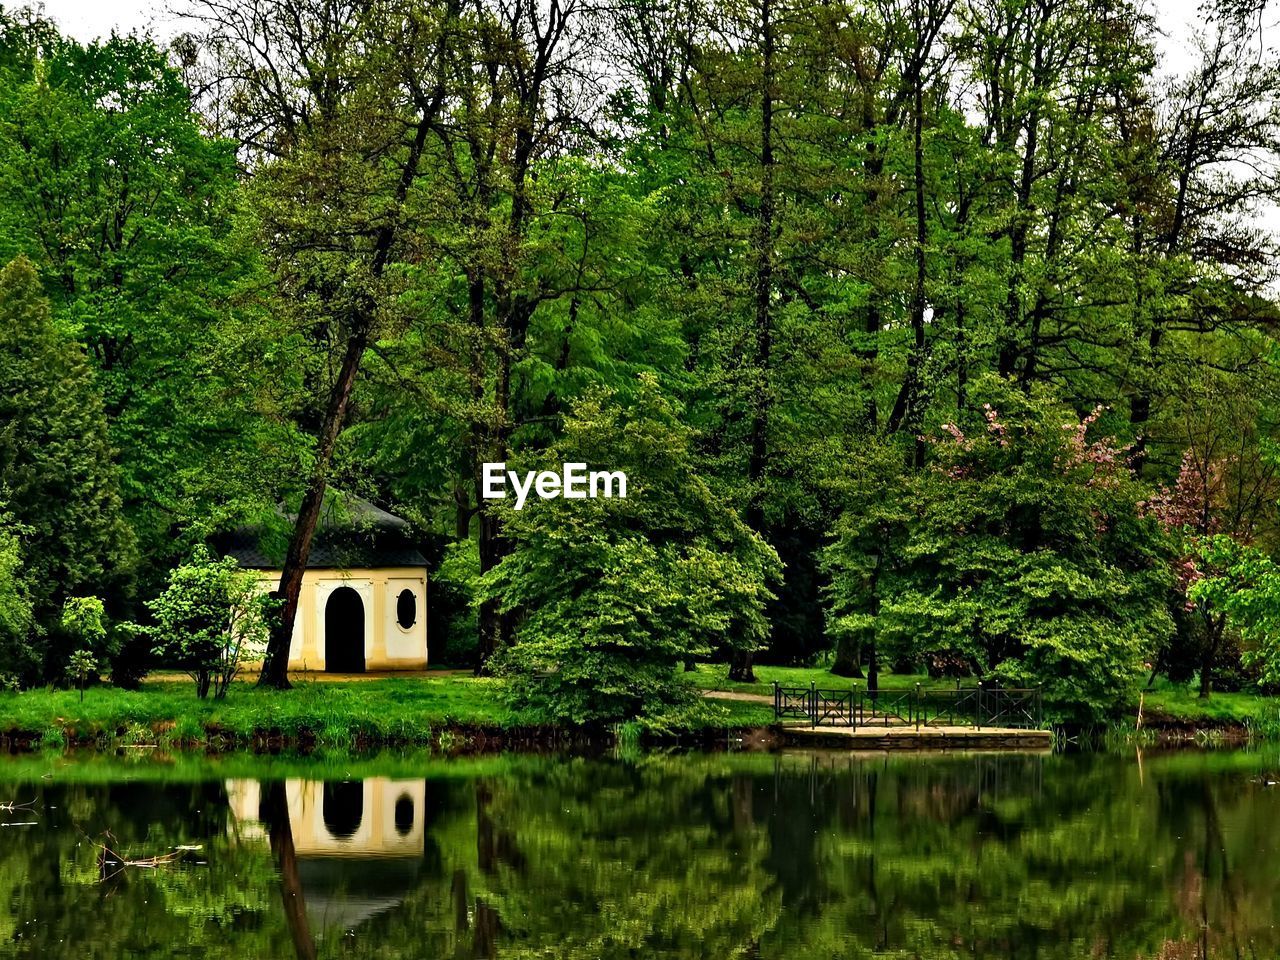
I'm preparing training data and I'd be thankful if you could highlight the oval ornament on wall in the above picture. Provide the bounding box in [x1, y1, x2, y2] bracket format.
[396, 588, 417, 630]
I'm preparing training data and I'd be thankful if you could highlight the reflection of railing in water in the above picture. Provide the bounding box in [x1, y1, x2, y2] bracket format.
[774, 751, 1046, 808]
[773, 682, 1044, 729]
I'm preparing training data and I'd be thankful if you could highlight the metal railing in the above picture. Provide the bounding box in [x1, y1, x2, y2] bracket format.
[772, 681, 1044, 730]
[814, 686, 856, 727]
[773, 683, 812, 722]
[860, 688, 915, 727]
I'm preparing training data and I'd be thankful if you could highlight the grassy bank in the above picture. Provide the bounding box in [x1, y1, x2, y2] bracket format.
[0, 674, 774, 752]
[1138, 683, 1280, 737]
[6, 666, 1275, 753]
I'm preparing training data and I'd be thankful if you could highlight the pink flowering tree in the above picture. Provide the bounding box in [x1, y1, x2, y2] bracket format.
[1139, 450, 1229, 696]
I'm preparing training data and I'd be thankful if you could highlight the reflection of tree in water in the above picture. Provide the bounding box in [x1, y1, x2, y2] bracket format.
[261, 780, 317, 960]
[2, 754, 1280, 958]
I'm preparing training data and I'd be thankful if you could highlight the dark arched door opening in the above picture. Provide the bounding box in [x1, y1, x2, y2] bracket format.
[325, 586, 365, 673]
[322, 781, 364, 839]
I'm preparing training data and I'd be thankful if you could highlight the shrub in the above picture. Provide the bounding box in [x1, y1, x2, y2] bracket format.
[481, 377, 779, 727]
[0, 513, 36, 683]
[60, 596, 110, 688]
[147, 546, 271, 699]
[68, 648, 97, 702]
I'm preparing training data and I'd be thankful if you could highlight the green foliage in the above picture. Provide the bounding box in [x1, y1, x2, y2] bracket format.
[0, 17, 286, 581]
[481, 376, 780, 726]
[827, 381, 1174, 718]
[59, 596, 109, 663]
[67, 648, 96, 702]
[146, 547, 270, 700]
[431, 540, 480, 668]
[0, 256, 134, 670]
[1191, 536, 1280, 688]
[0, 512, 34, 681]
[2, 0, 1280, 720]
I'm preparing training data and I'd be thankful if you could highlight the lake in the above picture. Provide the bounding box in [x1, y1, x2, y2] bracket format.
[0, 748, 1277, 958]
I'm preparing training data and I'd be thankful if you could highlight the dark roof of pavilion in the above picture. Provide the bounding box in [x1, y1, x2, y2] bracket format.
[216, 495, 427, 570]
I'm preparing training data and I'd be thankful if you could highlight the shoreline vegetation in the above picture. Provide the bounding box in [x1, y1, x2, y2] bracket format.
[1, 667, 1276, 754]
[6, 6, 1280, 751]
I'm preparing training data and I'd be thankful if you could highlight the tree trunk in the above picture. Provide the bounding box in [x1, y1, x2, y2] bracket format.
[256, 109, 437, 689]
[885, 48, 929, 472]
[831, 633, 863, 678]
[475, 496, 509, 673]
[727, 0, 775, 689]
[747, 0, 774, 531]
[728, 648, 757, 684]
[1199, 614, 1224, 699]
[259, 323, 370, 689]
[262, 780, 317, 960]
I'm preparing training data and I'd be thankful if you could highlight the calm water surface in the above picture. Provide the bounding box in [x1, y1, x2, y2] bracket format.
[0, 749, 1277, 958]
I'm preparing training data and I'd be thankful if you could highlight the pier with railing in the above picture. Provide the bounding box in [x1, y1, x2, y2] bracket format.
[772, 681, 1051, 749]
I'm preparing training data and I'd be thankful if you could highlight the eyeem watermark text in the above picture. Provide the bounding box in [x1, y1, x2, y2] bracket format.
[482, 462, 627, 510]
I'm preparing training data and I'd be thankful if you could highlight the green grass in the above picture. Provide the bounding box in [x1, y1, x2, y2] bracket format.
[0, 673, 777, 751]
[0, 675, 529, 749]
[18, 666, 1274, 751]
[687, 663, 964, 696]
[1141, 680, 1280, 731]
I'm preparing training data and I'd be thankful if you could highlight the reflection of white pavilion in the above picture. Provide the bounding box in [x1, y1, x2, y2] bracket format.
[226, 778, 427, 930]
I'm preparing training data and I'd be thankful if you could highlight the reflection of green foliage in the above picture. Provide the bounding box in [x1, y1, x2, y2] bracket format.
[469, 758, 783, 958]
[1, 752, 1280, 958]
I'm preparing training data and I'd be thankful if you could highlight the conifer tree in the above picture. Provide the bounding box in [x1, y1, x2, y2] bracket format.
[0, 256, 133, 675]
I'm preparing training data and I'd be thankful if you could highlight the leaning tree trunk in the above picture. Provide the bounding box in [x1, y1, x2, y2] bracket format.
[262, 780, 317, 960]
[259, 324, 370, 689]
[257, 114, 437, 689]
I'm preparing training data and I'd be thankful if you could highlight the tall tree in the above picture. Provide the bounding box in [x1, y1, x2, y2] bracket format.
[0, 256, 134, 678]
[422, 0, 611, 668]
[0, 13, 276, 587]
[189, 0, 457, 686]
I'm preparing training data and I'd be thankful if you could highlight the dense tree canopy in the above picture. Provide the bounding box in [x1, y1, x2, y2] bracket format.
[2, 0, 1280, 717]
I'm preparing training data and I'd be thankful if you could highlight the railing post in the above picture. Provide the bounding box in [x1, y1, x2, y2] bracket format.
[810, 681, 817, 728]
[976, 681, 983, 730]
[1037, 685, 1043, 729]
[915, 683, 921, 731]
[773, 681, 779, 722]
[850, 685, 857, 729]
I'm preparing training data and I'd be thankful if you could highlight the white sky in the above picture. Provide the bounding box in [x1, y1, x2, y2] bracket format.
[23, 0, 1272, 53]
[21, 0, 1273, 60]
